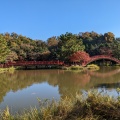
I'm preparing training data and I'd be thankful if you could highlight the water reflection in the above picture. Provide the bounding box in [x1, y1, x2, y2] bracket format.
[95, 82, 120, 88]
[0, 67, 120, 112]
[88, 68, 120, 78]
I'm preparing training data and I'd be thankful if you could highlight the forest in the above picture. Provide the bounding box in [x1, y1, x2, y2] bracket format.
[0, 31, 120, 63]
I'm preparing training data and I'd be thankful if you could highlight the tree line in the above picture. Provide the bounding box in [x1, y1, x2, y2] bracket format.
[0, 31, 120, 63]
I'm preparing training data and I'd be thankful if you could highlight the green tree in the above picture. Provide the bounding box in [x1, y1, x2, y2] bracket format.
[57, 32, 85, 61]
[112, 41, 120, 59]
[0, 35, 10, 62]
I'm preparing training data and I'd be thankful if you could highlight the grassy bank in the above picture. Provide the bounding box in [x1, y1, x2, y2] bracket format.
[62, 64, 100, 71]
[0, 90, 120, 120]
[0, 67, 15, 74]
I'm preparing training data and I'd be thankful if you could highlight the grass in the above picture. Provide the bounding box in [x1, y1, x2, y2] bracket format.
[62, 64, 99, 72]
[0, 90, 120, 120]
[62, 65, 85, 71]
[86, 64, 100, 71]
[0, 67, 15, 74]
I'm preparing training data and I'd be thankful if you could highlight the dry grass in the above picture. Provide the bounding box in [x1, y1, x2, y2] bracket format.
[86, 64, 100, 71]
[62, 64, 99, 72]
[0, 67, 15, 74]
[0, 90, 120, 120]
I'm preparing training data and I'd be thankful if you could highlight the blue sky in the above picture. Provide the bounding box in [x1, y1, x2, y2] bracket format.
[0, 0, 120, 40]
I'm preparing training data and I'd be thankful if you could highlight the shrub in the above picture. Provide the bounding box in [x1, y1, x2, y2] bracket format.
[86, 64, 100, 71]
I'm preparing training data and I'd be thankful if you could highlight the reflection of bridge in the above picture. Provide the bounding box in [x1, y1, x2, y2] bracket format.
[88, 69, 120, 78]
[83, 55, 120, 66]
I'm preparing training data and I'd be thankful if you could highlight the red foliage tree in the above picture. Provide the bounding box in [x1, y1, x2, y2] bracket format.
[69, 51, 90, 63]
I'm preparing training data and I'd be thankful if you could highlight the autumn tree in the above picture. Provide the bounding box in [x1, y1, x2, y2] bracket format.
[47, 36, 58, 60]
[47, 36, 58, 47]
[69, 51, 90, 64]
[104, 32, 115, 42]
[6, 51, 18, 61]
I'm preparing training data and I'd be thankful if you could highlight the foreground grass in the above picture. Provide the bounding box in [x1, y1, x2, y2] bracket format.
[0, 90, 120, 120]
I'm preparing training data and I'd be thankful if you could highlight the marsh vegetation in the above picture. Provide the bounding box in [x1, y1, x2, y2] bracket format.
[0, 90, 120, 120]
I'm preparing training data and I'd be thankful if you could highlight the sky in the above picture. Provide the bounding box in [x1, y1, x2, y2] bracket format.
[0, 0, 120, 40]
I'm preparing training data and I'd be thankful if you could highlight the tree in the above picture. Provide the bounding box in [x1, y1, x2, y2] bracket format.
[34, 40, 48, 53]
[0, 35, 10, 62]
[47, 36, 58, 47]
[69, 51, 90, 64]
[99, 46, 113, 56]
[47, 37, 58, 60]
[6, 51, 18, 61]
[112, 41, 120, 59]
[104, 32, 115, 42]
[80, 32, 104, 56]
[57, 32, 85, 61]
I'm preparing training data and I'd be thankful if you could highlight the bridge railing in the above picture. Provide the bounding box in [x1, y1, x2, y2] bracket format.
[90, 55, 120, 61]
[2, 60, 64, 67]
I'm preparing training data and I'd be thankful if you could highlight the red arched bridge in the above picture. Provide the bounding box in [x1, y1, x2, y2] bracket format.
[83, 55, 120, 66]
[0, 55, 120, 68]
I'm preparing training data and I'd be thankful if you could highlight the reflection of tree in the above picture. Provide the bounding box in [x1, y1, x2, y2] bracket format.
[94, 82, 120, 89]
[0, 70, 49, 102]
[0, 68, 120, 103]
[0, 70, 91, 102]
[57, 72, 91, 98]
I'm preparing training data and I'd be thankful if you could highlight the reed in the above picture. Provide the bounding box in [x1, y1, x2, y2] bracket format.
[0, 90, 120, 120]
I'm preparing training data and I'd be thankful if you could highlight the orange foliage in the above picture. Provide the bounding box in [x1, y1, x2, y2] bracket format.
[69, 51, 90, 63]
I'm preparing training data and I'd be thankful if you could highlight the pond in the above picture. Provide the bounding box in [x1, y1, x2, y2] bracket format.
[0, 67, 120, 114]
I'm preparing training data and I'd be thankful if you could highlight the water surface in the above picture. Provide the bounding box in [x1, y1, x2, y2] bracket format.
[0, 67, 120, 113]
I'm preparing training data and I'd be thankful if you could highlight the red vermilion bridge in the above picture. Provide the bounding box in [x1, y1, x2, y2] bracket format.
[1, 61, 64, 68]
[83, 55, 120, 66]
[0, 55, 120, 68]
